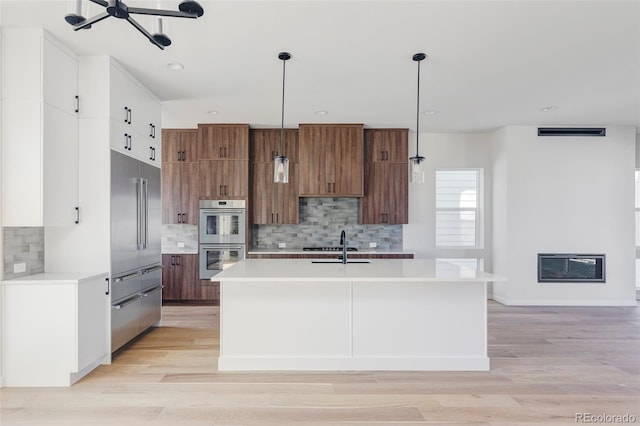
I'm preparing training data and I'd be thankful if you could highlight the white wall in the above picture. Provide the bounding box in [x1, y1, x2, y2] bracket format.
[0, 14, 5, 388]
[404, 132, 494, 269]
[492, 126, 636, 306]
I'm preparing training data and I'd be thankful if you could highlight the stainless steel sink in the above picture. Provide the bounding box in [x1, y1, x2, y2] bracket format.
[311, 260, 371, 264]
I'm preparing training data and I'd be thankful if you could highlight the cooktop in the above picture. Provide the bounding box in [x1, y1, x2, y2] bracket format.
[303, 247, 358, 252]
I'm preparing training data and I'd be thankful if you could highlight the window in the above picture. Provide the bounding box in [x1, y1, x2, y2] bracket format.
[435, 169, 482, 248]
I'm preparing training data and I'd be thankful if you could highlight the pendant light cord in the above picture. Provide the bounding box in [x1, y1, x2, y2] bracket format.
[280, 56, 286, 157]
[415, 58, 421, 157]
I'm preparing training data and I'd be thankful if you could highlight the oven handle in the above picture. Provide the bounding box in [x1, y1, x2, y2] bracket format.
[200, 245, 245, 251]
[200, 209, 245, 215]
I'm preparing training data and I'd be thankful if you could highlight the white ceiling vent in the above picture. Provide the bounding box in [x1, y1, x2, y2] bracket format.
[537, 127, 606, 137]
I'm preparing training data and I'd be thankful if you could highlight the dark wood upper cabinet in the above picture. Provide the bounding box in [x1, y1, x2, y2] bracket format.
[196, 124, 249, 200]
[198, 124, 249, 160]
[360, 129, 408, 225]
[162, 128, 198, 163]
[298, 124, 364, 197]
[250, 128, 299, 163]
[251, 162, 299, 225]
[199, 160, 249, 199]
[161, 129, 199, 224]
[250, 128, 299, 224]
[365, 128, 408, 163]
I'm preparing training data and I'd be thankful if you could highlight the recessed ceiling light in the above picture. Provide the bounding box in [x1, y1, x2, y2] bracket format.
[314, 111, 328, 116]
[422, 110, 438, 116]
[540, 106, 558, 112]
[167, 62, 184, 71]
[205, 110, 219, 115]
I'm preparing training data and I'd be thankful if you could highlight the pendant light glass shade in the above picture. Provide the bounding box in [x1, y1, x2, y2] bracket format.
[274, 155, 290, 183]
[274, 52, 291, 184]
[409, 52, 427, 184]
[409, 155, 426, 184]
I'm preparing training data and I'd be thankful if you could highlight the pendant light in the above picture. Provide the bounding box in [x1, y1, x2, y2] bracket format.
[274, 52, 291, 184]
[409, 52, 427, 184]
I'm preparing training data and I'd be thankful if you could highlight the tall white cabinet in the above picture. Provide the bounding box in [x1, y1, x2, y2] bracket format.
[1, 28, 79, 227]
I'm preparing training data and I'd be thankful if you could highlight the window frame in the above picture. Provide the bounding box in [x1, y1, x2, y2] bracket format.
[435, 168, 483, 250]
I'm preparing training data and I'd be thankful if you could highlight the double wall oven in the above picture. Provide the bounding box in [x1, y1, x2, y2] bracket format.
[199, 200, 246, 279]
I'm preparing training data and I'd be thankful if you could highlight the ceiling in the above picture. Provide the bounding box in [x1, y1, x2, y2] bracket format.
[1, 0, 638, 133]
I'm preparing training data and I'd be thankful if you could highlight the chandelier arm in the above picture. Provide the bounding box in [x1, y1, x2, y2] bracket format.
[127, 7, 198, 19]
[126, 17, 165, 50]
[73, 11, 110, 30]
[87, 0, 108, 7]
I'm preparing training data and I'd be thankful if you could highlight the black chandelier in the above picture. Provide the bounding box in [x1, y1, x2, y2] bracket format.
[65, 0, 204, 50]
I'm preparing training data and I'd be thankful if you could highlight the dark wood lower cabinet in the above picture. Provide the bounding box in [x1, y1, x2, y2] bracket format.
[162, 254, 218, 303]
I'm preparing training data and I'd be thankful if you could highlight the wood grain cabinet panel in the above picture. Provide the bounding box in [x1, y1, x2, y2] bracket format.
[198, 124, 249, 160]
[250, 129, 299, 224]
[365, 128, 409, 163]
[161, 129, 199, 224]
[162, 254, 216, 302]
[298, 124, 364, 197]
[360, 129, 408, 225]
[199, 160, 249, 199]
[250, 128, 299, 163]
[251, 162, 299, 224]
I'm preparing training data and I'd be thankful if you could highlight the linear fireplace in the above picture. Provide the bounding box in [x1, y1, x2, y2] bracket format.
[537, 253, 606, 283]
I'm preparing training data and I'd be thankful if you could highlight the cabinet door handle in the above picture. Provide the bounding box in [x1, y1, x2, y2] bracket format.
[171, 255, 176, 265]
[271, 213, 274, 223]
[224, 185, 228, 196]
[275, 213, 279, 223]
[177, 213, 182, 223]
[124, 133, 129, 149]
[128, 108, 132, 124]
[124, 106, 128, 123]
[75, 206, 80, 224]
[219, 185, 224, 196]
[75, 95, 79, 113]
[153, 124, 156, 138]
[182, 213, 187, 223]
[149, 146, 153, 160]
[105, 277, 110, 295]
[152, 147, 156, 160]
[128, 134, 132, 151]
[175, 255, 181, 266]
[219, 147, 223, 158]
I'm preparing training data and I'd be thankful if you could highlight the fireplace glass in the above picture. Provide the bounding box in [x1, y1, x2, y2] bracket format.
[537, 254, 605, 283]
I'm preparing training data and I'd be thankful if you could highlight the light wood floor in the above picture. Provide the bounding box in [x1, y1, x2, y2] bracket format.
[1, 302, 639, 425]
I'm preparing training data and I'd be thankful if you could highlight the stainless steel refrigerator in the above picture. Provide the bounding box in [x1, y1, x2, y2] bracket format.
[110, 150, 162, 352]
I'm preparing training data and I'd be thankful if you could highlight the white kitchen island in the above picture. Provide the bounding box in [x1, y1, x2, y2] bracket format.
[215, 259, 505, 371]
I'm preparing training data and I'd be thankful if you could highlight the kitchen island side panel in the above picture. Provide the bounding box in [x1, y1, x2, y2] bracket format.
[218, 277, 489, 371]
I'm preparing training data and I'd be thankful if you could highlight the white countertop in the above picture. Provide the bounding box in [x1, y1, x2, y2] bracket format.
[214, 259, 505, 282]
[1, 272, 108, 285]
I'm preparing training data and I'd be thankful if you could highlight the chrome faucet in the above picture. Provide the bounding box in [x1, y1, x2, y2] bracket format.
[339, 230, 347, 264]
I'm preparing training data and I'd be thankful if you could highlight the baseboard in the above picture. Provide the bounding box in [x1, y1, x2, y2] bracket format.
[490, 295, 638, 307]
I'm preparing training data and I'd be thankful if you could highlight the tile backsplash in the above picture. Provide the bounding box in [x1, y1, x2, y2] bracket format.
[253, 198, 403, 250]
[161, 224, 199, 254]
[2, 227, 45, 280]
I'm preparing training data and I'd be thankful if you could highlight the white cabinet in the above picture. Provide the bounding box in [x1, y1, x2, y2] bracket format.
[1, 273, 109, 387]
[81, 56, 161, 166]
[1, 28, 79, 226]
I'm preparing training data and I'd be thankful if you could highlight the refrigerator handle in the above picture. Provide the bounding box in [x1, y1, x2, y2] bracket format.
[143, 178, 149, 249]
[136, 178, 143, 250]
